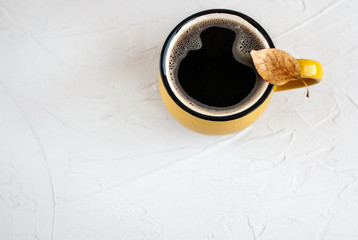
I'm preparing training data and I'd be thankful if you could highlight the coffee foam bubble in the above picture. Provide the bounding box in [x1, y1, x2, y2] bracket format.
[165, 13, 270, 117]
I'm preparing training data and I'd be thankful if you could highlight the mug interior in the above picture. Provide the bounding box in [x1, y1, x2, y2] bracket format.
[160, 9, 275, 121]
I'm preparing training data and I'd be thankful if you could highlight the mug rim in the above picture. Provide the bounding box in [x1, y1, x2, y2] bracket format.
[159, 9, 275, 121]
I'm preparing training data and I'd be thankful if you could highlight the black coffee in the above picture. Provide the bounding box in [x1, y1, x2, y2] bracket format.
[178, 27, 256, 107]
[165, 13, 269, 117]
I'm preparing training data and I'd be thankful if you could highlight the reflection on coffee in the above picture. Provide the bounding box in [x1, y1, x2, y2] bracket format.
[165, 13, 270, 117]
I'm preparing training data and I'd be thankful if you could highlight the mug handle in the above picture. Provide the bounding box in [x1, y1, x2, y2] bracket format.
[273, 59, 323, 91]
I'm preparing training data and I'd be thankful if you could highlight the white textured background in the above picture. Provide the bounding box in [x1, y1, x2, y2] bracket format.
[1, 0, 358, 239]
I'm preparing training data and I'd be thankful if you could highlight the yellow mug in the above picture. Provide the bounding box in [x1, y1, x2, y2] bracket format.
[159, 9, 323, 135]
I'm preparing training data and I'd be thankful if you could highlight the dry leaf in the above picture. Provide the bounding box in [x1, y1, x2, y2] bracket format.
[250, 48, 309, 97]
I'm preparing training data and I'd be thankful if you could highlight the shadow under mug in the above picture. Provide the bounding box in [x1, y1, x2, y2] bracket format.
[159, 9, 323, 135]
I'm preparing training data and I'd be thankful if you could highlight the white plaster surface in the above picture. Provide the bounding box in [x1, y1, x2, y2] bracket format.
[1, 0, 358, 239]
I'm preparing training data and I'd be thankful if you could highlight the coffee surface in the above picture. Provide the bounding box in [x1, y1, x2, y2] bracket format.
[178, 27, 256, 108]
[165, 13, 270, 117]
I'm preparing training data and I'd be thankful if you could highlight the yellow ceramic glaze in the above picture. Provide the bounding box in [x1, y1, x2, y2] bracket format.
[159, 59, 323, 135]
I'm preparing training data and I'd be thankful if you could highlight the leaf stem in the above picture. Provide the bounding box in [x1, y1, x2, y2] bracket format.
[299, 76, 309, 98]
